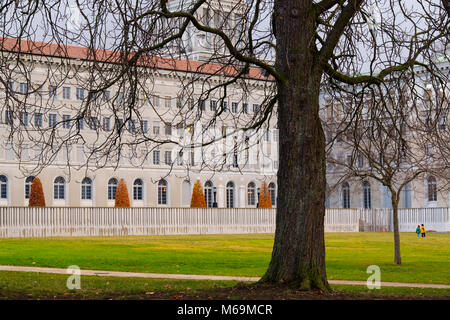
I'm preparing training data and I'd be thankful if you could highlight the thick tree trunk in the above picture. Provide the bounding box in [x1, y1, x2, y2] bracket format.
[260, 0, 329, 291]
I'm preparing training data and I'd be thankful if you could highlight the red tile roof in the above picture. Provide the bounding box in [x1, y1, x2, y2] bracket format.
[0, 37, 272, 81]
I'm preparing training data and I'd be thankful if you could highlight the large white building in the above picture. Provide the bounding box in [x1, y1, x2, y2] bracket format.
[0, 35, 278, 208]
[0, 0, 448, 210]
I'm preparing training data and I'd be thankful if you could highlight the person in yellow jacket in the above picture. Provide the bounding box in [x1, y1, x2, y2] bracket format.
[420, 224, 426, 238]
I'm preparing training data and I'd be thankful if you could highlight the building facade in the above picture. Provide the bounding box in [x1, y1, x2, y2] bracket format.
[0, 0, 448, 209]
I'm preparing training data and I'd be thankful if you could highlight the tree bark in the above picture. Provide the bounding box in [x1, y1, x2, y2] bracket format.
[260, 0, 330, 291]
[391, 194, 402, 265]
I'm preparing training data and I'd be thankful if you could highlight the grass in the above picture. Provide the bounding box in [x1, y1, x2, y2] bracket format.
[0, 232, 449, 285]
[0, 270, 238, 300]
[0, 271, 449, 300]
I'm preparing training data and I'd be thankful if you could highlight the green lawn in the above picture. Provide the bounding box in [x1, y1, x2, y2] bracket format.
[0, 233, 449, 285]
[1, 271, 449, 300]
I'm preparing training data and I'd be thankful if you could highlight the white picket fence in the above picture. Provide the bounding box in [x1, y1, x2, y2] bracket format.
[0, 207, 448, 238]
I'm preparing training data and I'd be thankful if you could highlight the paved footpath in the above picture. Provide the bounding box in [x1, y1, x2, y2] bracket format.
[1, 265, 449, 289]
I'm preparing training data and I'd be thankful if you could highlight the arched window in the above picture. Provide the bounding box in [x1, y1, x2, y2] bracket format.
[226, 181, 235, 208]
[342, 182, 350, 208]
[81, 177, 93, 200]
[108, 178, 118, 200]
[0, 175, 8, 199]
[268, 182, 277, 206]
[362, 181, 371, 209]
[204, 181, 214, 208]
[133, 179, 143, 201]
[25, 176, 35, 199]
[54, 176, 65, 200]
[247, 182, 256, 206]
[427, 176, 437, 202]
[158, 179, 168, 205]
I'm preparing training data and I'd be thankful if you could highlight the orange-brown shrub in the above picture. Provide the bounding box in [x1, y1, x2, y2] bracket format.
[28, 177, 46, 207]
[115, 178, 131, 208]
[258, 181, 272, 208]
[190, 180, 206, 208]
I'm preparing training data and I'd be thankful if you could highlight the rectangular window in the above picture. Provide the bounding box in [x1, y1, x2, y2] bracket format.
[346, 154, 352, 166]
[252, 104, 260, 113]
[54, 184, 65, 200]
[19, 83, 28, 95]
[7, 81, 14, 95]
[62, 114, 71, 129]
[128, 120, 136, 133]
[63, 87, 71, 99]
[232, 153, 238, 168]
[49, 85, 57, 98]
[34, 113, 43, 128]
[153, 95, 160, 107]
[164, 151, 172, 165]
[108, 184, 116, 200]
[141, 120, 149, 133]
[223, 101, 228, 112]
[165, 123, 172, 136]
[76, 88, 85, 100]
[210, 100, 217, 112]
[199, 99, 206, 111]
[90, 117, 99, 130]
[1, 179, 7, 199]
[188, 98, 195, 110]
[243, 103, 248, 114]
[102, 90, 111, 102]
[153, 150, 160, 165]
[20, 112, 28, 126]
[165, 96, 171, 108]
[76, 118, 85, 130]
[133, 183, 142, 201]
[231, 102, 238, 113]
[177, 150, 184, 166]
[273, 129, 279, 142]
[4, 111, 13, 125]
[81, 184, 92, 200]
[153, 122, 160, 135]
[102, 117, 111, 131]
[49, 113, 57, 128]
[264, 129, 270, 142]
[115, 118, 123, 132]
[357, 154, 364, 168]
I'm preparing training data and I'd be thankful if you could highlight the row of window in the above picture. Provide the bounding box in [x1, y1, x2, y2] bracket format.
[4, 82, 262, 114]
[0, 176, 168, 205]
[2, 111, 279, 143]
[0, 176, 277, 207]
[338, 176, 439, 209]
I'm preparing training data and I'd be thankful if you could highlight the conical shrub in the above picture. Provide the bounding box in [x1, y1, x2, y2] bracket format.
[115, 178, 130, 208]
[258, 181, 272, 208]
[190, 180, 206, 208]
[28, 177, 46, 207]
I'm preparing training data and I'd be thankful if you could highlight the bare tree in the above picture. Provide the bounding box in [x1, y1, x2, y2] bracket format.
[325, 70, 449, 264]
[0, 0, 448, 290]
